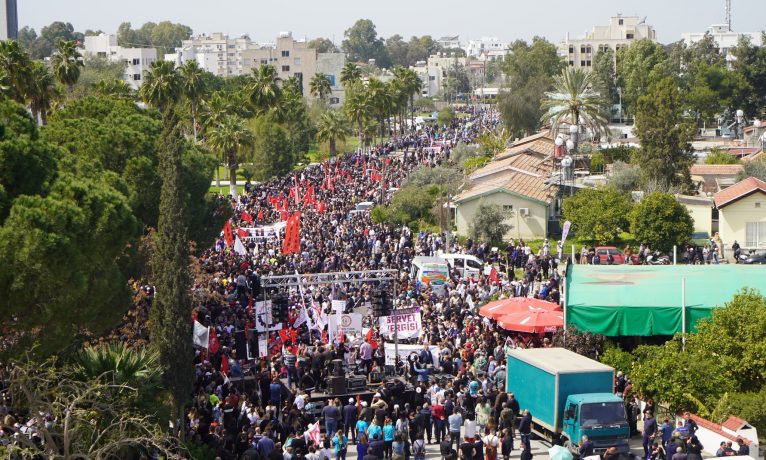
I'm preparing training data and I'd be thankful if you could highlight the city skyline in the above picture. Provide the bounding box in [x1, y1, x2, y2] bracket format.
[19, 0, 766, 47]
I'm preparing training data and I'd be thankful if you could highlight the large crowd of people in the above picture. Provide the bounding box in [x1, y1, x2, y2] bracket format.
[183, 107, 571, 460]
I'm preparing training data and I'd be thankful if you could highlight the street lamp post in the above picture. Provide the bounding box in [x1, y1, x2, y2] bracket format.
[735, 109, 745, 140]
[753, 119, 763, 149]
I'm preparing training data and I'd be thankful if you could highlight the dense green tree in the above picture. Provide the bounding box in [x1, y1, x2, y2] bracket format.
[316, 109, 351, 157]
[730, 34, 766, 117]
[562, 186, 631, 244]
[386, 35, 410, 67]
[443, 64, 470, 100]
[27, 61, 59, 125]
[616, 39, 669, 115]
[437, 106, 456, 127]
[345, 81, 372, 146]
[248, 115, 294, 181]
[629, 192, 693, 253]
[591, 48, 618, 106]
[140, 60, 181, 113]
[309, 72, 332, 100]
[27, 21, 83, 59]
[50, 39, 83, 90]
[633, 77, 695, 190]
[0, 40, 32, 104]
[684, 60, 749, 123]
[342, 19, 391, 67]
[117, 21, 192, 56]
[737, 159, 766, 182]
[16, 26, 38, 50]
[70, 55, 126, 99]
[541, 67, 610, 139]
[406, 35, 439, 66]
[307, 37, 339, 53]
[469, 203, 512, 247]
[179, 60, 208, 141]
[498, 37, 564, 137]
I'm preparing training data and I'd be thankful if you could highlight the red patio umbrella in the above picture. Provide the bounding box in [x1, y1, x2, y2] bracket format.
[496, 307, 564, 333]
[479, 297, 561, 320]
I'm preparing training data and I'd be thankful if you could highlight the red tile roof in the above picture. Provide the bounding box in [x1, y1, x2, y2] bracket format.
[713, 177, 766, 208]
[722, 416, 748, 432]
[690, 164, 744, 175]
[688, 414, 753, 445]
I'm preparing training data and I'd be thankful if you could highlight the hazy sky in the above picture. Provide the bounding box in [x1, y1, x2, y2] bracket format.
[19, 0, 765, 45]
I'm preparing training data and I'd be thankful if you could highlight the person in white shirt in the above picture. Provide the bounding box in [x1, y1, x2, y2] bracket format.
[464, 413, 477, 442]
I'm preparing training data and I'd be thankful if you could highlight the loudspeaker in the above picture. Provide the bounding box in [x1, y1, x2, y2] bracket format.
[332, 359, 344, 377]
[328, 376, 347, 395]
[347, 374, 367, 391]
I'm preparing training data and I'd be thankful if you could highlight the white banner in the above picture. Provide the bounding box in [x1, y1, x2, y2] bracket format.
[192, 321, 209, 348]
[331, 300, 346, 313]
[329, 313, 362, 340]
[384, 343, 440, 366]
[254, 301, 283, 332]
[258, 336, 268, 358]
[379, 311, 422, 339]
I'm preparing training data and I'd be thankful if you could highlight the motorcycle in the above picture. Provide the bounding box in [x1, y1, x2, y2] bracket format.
[645, 251, 671, 265]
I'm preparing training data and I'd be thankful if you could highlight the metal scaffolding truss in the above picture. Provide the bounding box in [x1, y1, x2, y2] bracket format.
[260, 269, 399, 288]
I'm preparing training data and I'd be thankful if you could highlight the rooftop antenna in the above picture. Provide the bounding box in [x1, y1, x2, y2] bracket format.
[725, 0, 732, 31]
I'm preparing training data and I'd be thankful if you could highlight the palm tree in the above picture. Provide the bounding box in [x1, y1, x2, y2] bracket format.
[249, 65, 282, 114]
[367, 77, 392, 138]
[27, 61, 58, 125]
[0, 40, 32, 103]
[50, 39, 83, 91]
[207, 115, 254, 197]
[140, 60, 181, 113]
[310, 72, 332, 100]
[96, 79, 136, 100]
[316, 109, 352, 157]
[344, 81, 372, 149]
[541, 67, 610, 140]
[179, 60, 208, 141]
[74, 342, 160, 387]
[340, 62, 362, 89]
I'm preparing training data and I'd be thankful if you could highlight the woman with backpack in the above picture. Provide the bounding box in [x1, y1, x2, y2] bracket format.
[482, 427, 499, 460]
[412, 433, 426, 460]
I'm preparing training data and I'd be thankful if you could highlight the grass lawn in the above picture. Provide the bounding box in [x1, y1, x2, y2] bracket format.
[208, 184, 245, 195]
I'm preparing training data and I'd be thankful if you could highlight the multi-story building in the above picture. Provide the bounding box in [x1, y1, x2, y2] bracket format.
[558, 15, 657, 70]
[410, 53, 469, 98]
[464, 37, 510, 59]
[82, 34, 157, 89]
[166, 32, 345, 106]
[436, 35, 461, 50]
[0, 0, 18, 40]
[682, 24, 763, 63]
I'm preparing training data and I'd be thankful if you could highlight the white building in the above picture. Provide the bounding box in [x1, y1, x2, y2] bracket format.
[682, 24, 763, 63]
[464, 37, 510, 58]
[436, 35, 461, 50]
[83, 34, 157, 89]
[0, 0, 17, 40]
[166, 32, 346, 105]
[410, 53, 469, 98]
[558, 15, 657, 70]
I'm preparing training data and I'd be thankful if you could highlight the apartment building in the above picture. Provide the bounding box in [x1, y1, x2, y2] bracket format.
[558, 15, 657, 70]
[82, 34, 157, 89]
[464, 37, 510, 58]
[682, 24, 763, 63]
[0, 0, 17, 40]
[410, 53, 469, 97]
[166, 32, 345, 105]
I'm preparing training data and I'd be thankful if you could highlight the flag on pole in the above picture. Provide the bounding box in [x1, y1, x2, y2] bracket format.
[192, 321, 209, 348]
[305, 421, 321, 445]
[209, 327, 220, 354]
[489, 266, 499, 285]
[223, 220, 234, 247]
[257, 209, 264, 220]
[241, 211, 253, 223]
[233, 236, 247, 256]
[220, 355, 230, 376]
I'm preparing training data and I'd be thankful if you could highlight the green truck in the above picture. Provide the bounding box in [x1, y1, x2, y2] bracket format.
[506, 347, 630, 457]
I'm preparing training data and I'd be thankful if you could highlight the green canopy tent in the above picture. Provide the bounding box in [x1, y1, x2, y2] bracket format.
[564, 265, 766, 336]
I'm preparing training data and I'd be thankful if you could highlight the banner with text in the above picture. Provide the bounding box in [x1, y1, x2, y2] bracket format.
[328, 313, 363, 341]
[384, 343, 440, 366]
[379, 309, 422, 339]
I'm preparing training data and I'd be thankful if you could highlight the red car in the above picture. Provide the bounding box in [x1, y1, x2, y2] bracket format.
[595, 246, 627, 265]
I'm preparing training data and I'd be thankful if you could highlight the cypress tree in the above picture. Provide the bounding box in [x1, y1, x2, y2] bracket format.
[149, 105, 193, 436]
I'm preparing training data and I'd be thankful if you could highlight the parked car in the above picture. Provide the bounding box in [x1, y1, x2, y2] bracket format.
[595, 246, 627, 265]
[743, 251, 766, 264]
[439, 253, 485, 278]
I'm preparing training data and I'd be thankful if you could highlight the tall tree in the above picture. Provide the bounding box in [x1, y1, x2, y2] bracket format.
[344, 81, 371, 147]
[316, 109, 351, 157]
[306, 37, 339, 53]
[117, 21, 193, 56]
[27, 21, 83, 60]
[386, 34, 410, 67]
[342, 19, 391, 67]
[498, 37, 564, 137]
[206, 115, 254, 197]
[591, 48, 618, 106]
[730, 34, 766, 117]
[616, 39, 668, 115]
[629, 192, 694, 253]
[633, 77, 695, 190]
[27, 61, 59, 125]
[249, 115, 295, 181]
[179, 60, 207, 141]
[540, 67, 610, 139]
[249, 65, 282, 114]
[50, 39, 83, 91]
[340, 62, 362, 89]
[309, 72, 332, 100]
[139, 60, 181, 113]
[0, 40, 32, 104]
[148, 106, 193, 436]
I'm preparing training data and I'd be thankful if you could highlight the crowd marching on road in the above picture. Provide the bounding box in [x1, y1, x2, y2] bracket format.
[179, 107, 580, 460]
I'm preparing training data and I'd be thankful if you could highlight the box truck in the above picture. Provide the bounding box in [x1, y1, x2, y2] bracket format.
[506, 348, 630, 457]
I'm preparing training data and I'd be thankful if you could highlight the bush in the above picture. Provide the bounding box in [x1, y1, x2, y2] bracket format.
[609, 161, 641, 194]
[591, 151, 605, 173]
[705, 148, 740, 165]
[437, 107, 456, 126]
[562, 186, 632, 244]
[629, 192, 693, 253]
[451, 142, 483, 165]
[600, 145, 636, 164]
[463, 156, 491, 174]
[600, 343, 634, 375]
[469, 202, 511, 247]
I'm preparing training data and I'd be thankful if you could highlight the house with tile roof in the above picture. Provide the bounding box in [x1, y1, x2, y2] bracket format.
[454, 133, 560, 240]
[713, 177, 766, 250]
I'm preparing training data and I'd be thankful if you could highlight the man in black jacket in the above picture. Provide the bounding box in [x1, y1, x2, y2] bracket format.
[343, 398, 359, 444]
[518, 410, 532, 449]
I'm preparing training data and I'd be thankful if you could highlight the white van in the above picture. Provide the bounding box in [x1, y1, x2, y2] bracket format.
[440, 253, 485, 279]
[410, 256, 450, 294]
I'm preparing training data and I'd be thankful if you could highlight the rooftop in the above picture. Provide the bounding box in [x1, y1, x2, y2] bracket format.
[713, 176, 766, 208]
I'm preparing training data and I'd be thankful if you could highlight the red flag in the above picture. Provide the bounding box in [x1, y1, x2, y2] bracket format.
[257, 209, 264, 220]
[280, 210, 289, 221]
[321, 329, 328, 344]
[279, 329, 289, 343]
[283, 198, 289, 211]
[282, 216, 294, 254]
[489, 266, 499, 285]
[293, 175, 301, 204]
[236, 228, 249, 238]
[247, 295, 253, 314]
[209, 327, 219, 354]
[366, 328, 378, 349]
[223, 220, 234, 247]
[290, 328, 298, 345]
[221, 355, 230, 376]
[241, 211, 253, 223]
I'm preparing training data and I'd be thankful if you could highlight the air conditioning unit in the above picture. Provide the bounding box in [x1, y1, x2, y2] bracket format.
[519, 208, 530, 217]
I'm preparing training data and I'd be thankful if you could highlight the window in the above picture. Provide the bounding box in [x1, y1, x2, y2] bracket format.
[293, 57, 301, 65]
[569, 60, 574, 66]
[228, 52, 234, 57]
[467, 260, 483, 270]
[132, 58, 140, 65]
[428, 76, 436, 81]
[619, 19, 624, 25]
[228, 44, 235, 49]
[97, 51, 106, 58]
[568, 45, 574, 54]
[745, 222, 766, 247]
[133, 74, 141, 81]
[757, 203, 762, 208]
[580, 46, 586, 53]
[586, 60, 592, 67]
[281, 50, 290, 57]
[329, 97, 340, 105]
[327, 74, 336, 86]
[503, 205, 513, 212]
[580, 60, 586, 67]
[260, 59, 268, 65]
[281, 65, 290, 72]
[626, 33, 634, 39]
